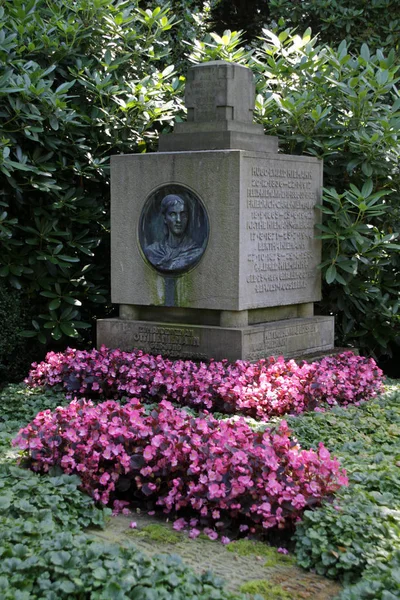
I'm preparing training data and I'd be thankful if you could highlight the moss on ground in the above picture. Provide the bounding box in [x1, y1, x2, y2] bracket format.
[240, 579, 295, 599]
[227, 540, 296, 568]
[128, 523, 182, 544]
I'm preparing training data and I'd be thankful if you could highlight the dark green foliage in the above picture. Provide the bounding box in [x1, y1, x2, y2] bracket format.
[0, 466, 110, 530]
[288, 382, 400, 594]
[0, 0, 183, 346]
[189, 30, 400, 359]
[157, 0, 400, 52]
[0, 383, 66, 429]
[0, 531, 245, 599]
[207, 0, 270, 42]
[0, 281, 43, 385]
[1, 0, 399, 363]
[138, 0, 211, 71]
[294, 494, 400, 582]
[253, 32, 400, 358]
[339, 550, 400, 600]
[268, 0, 400, 54]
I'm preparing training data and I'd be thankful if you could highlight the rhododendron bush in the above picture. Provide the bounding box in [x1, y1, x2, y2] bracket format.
[25, 347, 384, 420]
[13, 398, 348, 535]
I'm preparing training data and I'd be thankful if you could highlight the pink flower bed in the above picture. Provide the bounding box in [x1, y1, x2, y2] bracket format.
[13, 398, 348, 534]
[303, 352, 384, 408]
[25, 347, 384, 420]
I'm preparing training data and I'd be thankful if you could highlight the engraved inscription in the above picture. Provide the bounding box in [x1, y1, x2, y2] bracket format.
[246, 163, 318, 297]
[189, 82, 216, 120]
[133, 325, 204, 358]
[186, 68, 220, 122]
[246, 322, 320, 361]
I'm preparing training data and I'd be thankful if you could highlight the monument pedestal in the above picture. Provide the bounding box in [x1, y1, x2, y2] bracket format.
[98, 61, 335, 362]
[97, 316, 334, 362]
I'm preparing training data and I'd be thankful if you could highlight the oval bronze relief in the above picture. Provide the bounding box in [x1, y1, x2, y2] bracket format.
[139, 185, 209, 274]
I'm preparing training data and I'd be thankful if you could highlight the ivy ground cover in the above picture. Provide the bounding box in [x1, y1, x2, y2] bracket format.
[289, 381, 400, 599]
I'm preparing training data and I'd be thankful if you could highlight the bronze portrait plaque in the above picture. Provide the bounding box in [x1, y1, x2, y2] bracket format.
[139, 185, 209, 274]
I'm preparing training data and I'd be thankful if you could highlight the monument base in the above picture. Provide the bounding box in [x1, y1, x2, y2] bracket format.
[96, 316, 335, 362]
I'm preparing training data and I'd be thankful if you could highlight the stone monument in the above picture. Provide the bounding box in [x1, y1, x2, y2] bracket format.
[97, 61, 335, 361]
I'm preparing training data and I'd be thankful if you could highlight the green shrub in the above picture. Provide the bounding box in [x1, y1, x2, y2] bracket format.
[0, 465, 110, 531]
[0, 530, 245, 599]
[2, 0, 399, 362]
[288, 383, 400, 593]
[0, 281, 42, 384]
[339, 551, 400, 600]
[0, 0, 184, 346]
[268, 0, 400, 54]
[189, 29, 400, 359]
[205, 0, 270, 42]
[294, 495, 400, 582]
[0, 383, 66, 430]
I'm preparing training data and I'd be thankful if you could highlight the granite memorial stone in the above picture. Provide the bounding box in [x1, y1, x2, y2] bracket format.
[97, 61, 335, 361]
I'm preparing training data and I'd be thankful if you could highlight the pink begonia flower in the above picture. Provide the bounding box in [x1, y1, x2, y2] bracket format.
[293, 494, 306, 509]
[102, 447, 113, 460]
[140, 466, 153, 477]
[152, 434, 164, 447]
[129, 521, 137, 529]
[173, 518, 187, 531]
[143, 445, 156, 461]
[112, 500, 130, 515]
[189, 528, 201, 539]
[318, 443, 331, 460]
[209, 483, 222, 498]
[221, 536, 231, 545]
[60, 456, 76, 470]
[25, 347, 383, 420]
[99, 472, 110, 486]
[204, 528, 218, 541]
[277, 547, 289, 555]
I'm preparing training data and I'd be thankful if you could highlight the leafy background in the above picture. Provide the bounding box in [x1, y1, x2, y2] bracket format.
[0, 0, 399, 383]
